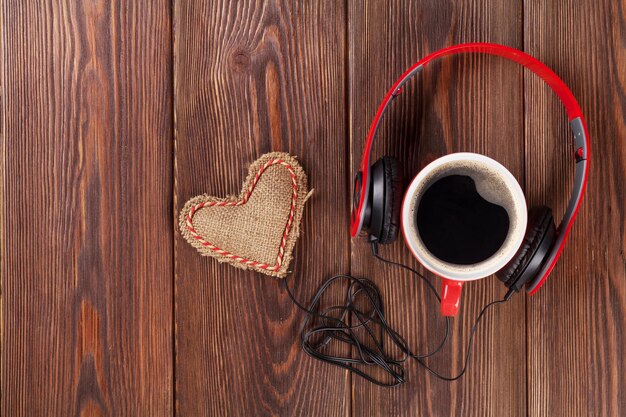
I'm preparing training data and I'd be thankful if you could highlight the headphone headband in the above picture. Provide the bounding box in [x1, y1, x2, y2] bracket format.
[351, 43, 590, 294]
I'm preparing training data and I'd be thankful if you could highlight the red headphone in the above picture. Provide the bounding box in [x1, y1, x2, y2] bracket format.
[351, 43, 589, 297]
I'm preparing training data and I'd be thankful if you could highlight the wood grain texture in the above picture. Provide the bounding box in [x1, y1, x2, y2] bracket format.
[173, 1, 349, 416]
[349, 1, 527, 416]
[524, 1, 626, 416]
[2, 0, 625, 416]
[1, 1, 173, 416]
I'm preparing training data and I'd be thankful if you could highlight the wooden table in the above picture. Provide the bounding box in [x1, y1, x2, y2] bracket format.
[2, 1, 624, 416]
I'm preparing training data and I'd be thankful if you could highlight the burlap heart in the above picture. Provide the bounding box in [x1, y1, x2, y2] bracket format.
[179, 152, 310, 278]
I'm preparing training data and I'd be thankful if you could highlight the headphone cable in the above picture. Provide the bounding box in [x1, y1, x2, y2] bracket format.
[283, 241, 509, 386]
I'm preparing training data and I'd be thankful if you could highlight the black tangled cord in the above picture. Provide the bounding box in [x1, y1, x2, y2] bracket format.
[283, 241, 508, 386]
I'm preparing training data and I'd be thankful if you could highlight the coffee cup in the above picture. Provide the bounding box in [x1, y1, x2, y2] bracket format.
[401, 153, 527, 316]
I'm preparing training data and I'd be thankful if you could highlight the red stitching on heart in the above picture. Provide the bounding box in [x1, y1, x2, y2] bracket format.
[185, 158, 298, 271]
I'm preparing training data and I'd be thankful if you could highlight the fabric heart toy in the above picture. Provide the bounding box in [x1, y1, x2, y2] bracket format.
[179, 152, 310, 278]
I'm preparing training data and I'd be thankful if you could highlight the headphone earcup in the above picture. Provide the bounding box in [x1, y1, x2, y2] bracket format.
[496, 206, 556, 290]
[377, 157, 403, 244]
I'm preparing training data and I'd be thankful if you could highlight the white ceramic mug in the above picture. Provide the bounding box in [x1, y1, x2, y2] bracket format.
[401, 153, 527, 316]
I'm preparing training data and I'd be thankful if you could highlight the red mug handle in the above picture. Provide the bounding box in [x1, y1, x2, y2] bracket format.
[441, 279, 464, 316]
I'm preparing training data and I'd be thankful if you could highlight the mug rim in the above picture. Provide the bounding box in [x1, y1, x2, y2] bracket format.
[401, 152, 528, 281]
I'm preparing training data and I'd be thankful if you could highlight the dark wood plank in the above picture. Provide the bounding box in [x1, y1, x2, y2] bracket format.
[173, 1, 349, 416]
[349, 1, 527, 415]
[524, 1, 626, 415]
[1, 1, 173, 415]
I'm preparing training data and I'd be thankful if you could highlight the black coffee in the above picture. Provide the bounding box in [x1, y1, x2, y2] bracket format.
[416, 175, 509, 265]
